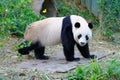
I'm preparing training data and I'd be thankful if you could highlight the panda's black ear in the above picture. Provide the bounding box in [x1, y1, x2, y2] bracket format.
[88, 23, 93, 29]
[75, 22, 80, 28]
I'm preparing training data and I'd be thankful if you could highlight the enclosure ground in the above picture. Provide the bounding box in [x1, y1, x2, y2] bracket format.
[0, 37, 120, 79]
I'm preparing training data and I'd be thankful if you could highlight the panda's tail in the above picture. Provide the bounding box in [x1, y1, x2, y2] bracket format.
[18, 41, 32, 55]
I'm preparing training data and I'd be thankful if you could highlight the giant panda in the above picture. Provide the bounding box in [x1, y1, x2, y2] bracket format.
[18, 15, 96, 61]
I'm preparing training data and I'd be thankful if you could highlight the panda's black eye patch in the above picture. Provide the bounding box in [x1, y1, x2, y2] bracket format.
[75, 22, 80, 28]
[78, 34, 82, 39]
[86, 35, 89, 40]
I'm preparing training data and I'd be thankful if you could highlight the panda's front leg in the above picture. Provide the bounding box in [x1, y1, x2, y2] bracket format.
[62, 43, 80, 61]
[76, 43, 96, 59]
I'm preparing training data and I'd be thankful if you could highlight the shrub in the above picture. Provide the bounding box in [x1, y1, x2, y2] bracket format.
[107, 60, 120, 80]
[98, 0, 120, 38]
[66, 66, 85, 80]
[66, 60, 120, 80]
[0, 0, 45, 38]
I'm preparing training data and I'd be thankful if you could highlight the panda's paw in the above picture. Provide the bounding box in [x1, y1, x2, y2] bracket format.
[74, 57, 80, 61]
[90, 55, 97, 59]
[18, 48, 29, 55]
[67, 57, 80, 62]
[36, 55, 49, 60]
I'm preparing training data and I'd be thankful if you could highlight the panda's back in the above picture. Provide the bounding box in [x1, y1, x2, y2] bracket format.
[24, 17, 64, 46]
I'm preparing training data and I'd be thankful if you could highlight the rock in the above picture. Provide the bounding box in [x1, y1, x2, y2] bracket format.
[112, 33, 120, 44]
[6, 49, 12, 53]
[32, 0, 44, 15]
[11, 55, 18, 60]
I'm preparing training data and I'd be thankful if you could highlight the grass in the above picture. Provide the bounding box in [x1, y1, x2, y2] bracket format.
[66, 59, 120, 80]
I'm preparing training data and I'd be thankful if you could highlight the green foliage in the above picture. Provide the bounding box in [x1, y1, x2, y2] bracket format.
[84, 61, 106, 80]
[67, 67, 85, 80]
[0, 0, 45, 38]
[17, 53, 23, 59]
[57, 4, 78, 17]
[17, 40, 32, 49]
[17, 40, 32, 58]
[107, 60, 120, 79]
[0, 76, 5, 80]
[98, 0, 120, 38]
[0, 42, 3, 47]
[104, 29, 113, 38]
[66, 60, 120, 80]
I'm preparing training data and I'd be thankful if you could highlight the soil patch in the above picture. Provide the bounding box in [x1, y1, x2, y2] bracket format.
[16, 51, 113, 73]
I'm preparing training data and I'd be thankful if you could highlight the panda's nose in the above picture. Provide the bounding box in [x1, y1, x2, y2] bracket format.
[80, 42, 85, 45]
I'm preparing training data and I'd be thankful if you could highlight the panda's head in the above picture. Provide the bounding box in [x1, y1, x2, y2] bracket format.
[71, 15, 93, 46]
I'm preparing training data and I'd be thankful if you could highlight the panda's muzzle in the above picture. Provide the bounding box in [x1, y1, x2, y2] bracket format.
[80, 42, 86, 46]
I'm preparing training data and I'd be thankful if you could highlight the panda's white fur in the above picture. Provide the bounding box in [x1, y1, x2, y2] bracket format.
[71, 15, 92, 46]
[18, 15, 95, 61]
[24, 17, 64, 46]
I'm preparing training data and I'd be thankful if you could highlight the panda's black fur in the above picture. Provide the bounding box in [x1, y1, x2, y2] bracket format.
[18, 15, 95, 61]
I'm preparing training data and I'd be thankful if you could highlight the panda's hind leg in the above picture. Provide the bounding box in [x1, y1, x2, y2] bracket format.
[34, 47, 49, 60]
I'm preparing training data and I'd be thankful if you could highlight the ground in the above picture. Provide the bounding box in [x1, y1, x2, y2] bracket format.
[0, 37, 120, 79]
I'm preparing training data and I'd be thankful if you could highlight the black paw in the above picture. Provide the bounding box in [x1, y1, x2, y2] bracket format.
[74, 58, 80, 61]
[90, 55, 97, 59]
[36, 55, 49, 60]
[66, 57, 80, 62]
[18, 48, 29, 55]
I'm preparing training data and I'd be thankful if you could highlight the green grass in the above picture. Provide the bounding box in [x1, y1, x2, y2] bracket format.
[66, 60, 120, 80]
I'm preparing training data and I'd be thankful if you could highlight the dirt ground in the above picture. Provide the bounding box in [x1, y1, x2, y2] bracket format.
[0, 37, 120, 79]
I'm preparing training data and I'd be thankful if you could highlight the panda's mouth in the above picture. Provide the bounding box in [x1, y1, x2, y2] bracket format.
[79, 42, 86, 46]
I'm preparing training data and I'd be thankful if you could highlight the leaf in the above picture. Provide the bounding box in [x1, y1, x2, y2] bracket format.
[0, 43, 3, 47]
[27, 40, 32, 46]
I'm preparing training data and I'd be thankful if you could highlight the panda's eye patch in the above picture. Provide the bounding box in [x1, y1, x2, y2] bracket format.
[86, 35, 89, 40]
[75, 22, 80, 28]
[78, 34, 82, 39]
